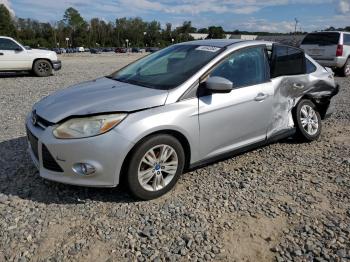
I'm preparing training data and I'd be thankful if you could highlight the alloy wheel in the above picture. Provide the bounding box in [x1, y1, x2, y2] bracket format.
[137, 144, 178, 192]
[38, 62, 50, 73]
[300, 105, 319, 136]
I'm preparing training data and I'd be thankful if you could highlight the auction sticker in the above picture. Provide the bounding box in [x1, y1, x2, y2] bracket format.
[195, 46, 221, 52]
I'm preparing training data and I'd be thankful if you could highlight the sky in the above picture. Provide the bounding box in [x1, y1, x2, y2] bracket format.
[1, 0, 350, 32]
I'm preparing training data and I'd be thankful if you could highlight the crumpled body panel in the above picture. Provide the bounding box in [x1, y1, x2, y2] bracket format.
[267, 67, 338, 138]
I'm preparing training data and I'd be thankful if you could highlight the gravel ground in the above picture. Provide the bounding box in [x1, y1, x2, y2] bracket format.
[0, 53, 349, 262]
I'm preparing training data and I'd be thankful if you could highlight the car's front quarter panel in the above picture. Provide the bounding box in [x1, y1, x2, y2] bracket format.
[114, 99, 200, 165]
[28, 50, 59, 65]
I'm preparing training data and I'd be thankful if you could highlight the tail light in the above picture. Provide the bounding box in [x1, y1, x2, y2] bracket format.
[336, 44, 343, 57]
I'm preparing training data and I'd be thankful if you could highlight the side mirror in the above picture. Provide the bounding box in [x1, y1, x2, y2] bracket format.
[14, 47, 23, 52]
[205, 76, 233, 93]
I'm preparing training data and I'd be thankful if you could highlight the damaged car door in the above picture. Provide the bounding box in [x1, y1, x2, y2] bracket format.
[198, 45, 274, 160]
[268, 44, 310, 137]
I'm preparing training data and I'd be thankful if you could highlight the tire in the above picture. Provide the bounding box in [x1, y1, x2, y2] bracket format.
[340, 58, 350, 77]
[126, 134, 185, 200]
[293, 99, 322, 142]
[33, 59, 52, 77]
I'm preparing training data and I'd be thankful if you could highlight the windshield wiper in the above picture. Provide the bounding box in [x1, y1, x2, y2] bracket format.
[107, 76, 155, 89]
[122, 79, 154, 89]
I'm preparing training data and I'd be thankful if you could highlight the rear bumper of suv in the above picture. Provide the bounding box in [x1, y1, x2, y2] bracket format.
[314, 57, 347, 69]
[52, 60, 62, 71]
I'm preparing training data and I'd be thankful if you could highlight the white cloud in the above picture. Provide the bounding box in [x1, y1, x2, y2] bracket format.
[10, 0, 336, 17]
[117, 0, 333, 15]
[232, 6, 261, 14]
[0, 0, 15, 16]
[6, 0, 349, 32]
[335, 0, 350, 13]
[233, 18, 295, 32]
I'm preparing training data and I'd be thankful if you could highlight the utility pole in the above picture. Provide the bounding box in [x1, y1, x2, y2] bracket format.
[294, 18, 299, 35]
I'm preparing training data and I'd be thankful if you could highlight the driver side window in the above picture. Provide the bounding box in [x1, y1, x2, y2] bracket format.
[210, 46, 270, 88]
[0, 38, 21, 51]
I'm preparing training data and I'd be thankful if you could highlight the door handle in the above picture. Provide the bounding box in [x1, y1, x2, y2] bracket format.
[254, 93, 268, 101]
[293, 83, 304, 89]
[0, 53, 3, 55]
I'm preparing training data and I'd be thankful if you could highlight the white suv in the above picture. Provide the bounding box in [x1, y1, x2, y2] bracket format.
[0, 36, 61, 77]
[300, 31, 350, 77]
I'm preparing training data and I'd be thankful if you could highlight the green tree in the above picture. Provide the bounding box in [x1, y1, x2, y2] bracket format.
[161, 23, 173, 44]
[207, 26, 225, 39]
[175, 21, 195, 42]
[63, 7, 87, 46]
[4, 5, 336, 49]
[63, 7, 85, 29]
[0, 4, 16, 37]
[197, 28, 208, 33]
[15, 18, 55, 47]
[145, 20, 161, 47]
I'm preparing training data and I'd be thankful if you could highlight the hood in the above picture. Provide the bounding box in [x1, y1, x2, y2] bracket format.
[26, 48, 58, 61]
[28, 48, 57, 57]
[34, 77, 169, 123]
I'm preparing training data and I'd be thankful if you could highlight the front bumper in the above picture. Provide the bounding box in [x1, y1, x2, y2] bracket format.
[52, 60, 62, 71]
[25, 115, 134, 187]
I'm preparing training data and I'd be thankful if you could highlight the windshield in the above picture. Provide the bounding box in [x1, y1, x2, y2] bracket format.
[301, 32, 340, 46]
[109, 44, 223, 90]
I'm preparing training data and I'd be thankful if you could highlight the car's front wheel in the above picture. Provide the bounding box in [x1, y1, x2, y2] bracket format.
[33, 59, 52, 77]
[294, 99, 322, 141]
[126, 134, 185, 200]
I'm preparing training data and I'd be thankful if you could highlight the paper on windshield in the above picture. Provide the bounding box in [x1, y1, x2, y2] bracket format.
[195, 46, 221, 52]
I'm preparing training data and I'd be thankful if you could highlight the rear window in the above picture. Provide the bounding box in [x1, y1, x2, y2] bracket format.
[301, 32, 340, 46]
[344, 34, 350, 45]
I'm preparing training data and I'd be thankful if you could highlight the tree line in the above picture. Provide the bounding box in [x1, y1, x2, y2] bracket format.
[0, 4, 349, 49]
[0, 5, 227, 48]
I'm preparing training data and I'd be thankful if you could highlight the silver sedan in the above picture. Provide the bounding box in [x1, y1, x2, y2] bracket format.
[26, 39, 339, 200]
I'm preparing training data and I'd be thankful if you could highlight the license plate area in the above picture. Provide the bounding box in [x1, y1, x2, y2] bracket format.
[309, 49, 324, 56]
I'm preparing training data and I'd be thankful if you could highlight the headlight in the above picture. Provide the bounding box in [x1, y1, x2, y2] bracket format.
[53, 113, 127, 139]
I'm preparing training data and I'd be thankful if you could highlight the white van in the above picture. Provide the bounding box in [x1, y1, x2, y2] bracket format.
[300, 31, 350, 77]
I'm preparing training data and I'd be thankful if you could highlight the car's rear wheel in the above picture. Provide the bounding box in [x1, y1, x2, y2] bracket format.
[340, 58, 350, 77]
[33, 59, 52, 77]
[294, 99, 322, 141]
[126, 134, 185, 200]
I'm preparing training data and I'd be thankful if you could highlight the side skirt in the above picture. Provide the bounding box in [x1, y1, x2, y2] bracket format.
[188, 128, 296, 171]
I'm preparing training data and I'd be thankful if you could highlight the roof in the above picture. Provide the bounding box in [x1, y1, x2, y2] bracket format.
[312, 31, 349, 34]
[256, 35, 304, 47]
[183, 39, 246, 48]
[0, 36, 14, 39]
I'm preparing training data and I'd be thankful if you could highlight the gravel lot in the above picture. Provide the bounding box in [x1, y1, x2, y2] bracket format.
[0, 53, 349, 262]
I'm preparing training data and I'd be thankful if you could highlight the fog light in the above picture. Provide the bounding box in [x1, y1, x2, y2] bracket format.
[72, 163, 96, 176]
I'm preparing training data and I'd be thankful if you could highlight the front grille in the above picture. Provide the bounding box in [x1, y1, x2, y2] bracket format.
[26, 127, 39, 160]
[42, 144, 63, 172]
